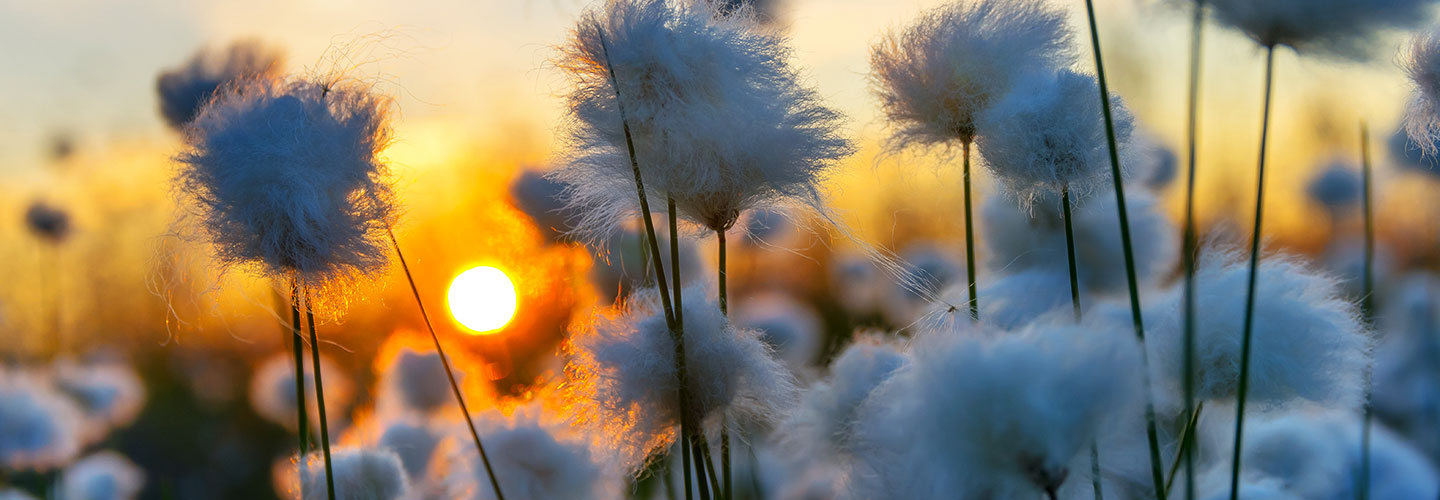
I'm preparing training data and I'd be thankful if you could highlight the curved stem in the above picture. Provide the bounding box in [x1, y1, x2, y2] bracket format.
[962, 140, 979, 320]
[387, 229, 505, 500]
[1164, 401, 1206, 495]
[1230, 44, 1276, 500]
[1359, 123, 1375, 500]
[1082, 2, 1166, 497]
[1062, 187, 1102, 500]
[1181, 2, 1206, 499]
[302, 287, 336, 500]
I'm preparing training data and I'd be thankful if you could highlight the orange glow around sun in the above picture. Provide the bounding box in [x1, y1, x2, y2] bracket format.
[448, 266, 518, 335]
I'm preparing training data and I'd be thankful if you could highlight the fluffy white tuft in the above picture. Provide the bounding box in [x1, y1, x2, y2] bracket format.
[449, 406, 620, 500]
[735, 290, 825, 375]
[552, 0, 851, 240]
[24, 200, 72, 244]
[1145, 250, 1370, 413]
[1209, 0, 1437, 60]
[1405, 28, 1440, 156]
[175, 76, 396, 285]
[850, 320, 1143, 499]
[377, 348, 454, 415]
[869, 0, 1075, 146]
[976, 69, 1135, 208]
[776, 333, 909, 467]
[290, 448, 409, 500]
[248, 352, 354, 431]
[156, 40, 284, 130]
[565, 285, 798, 471]
[510, 168, 574, 243]
[377, 420, 442, 481]
[1306, 159, 1362, 212]
[981, 187, 1175, 295]
[0, 371, 84, 471]
[57, 451, 145, 500]
[52, 359, 146, 437]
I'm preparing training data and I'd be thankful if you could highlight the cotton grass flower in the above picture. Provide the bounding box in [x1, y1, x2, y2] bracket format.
[510, 168, 574, 244]
[1145, 250, 1371, 413]
[57, 451, 145, 500]
[292, 448, 409, 500]
[52, 359, 146, 439]
[565, 285, 797, 471]
[735, 290, 824, 375]
[976, 69, 1136, 208]
[156, 40, 284, 130]
[377, 420, 442, 481]
[1306, 159, 1362, 213]
[1208, 0, 1438, 60]
[448, 406, 620, 500]
[870, 0, 1075, 147]
[0, 371, 83, 471]
[175, 75, 396, 286]
[1404, 29, 1440, 156]
[552, 0, 851, 240]
[249, 352, 354, 431]
[24, 200, 72, 244]
[851, 320, 1143, 499]
[377, 347, 455, 415]
[776, 333, 908, 465]
[1389, 127, 1440, 173]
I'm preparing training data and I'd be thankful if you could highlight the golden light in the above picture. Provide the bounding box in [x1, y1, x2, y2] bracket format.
[447, 266, 518, 335]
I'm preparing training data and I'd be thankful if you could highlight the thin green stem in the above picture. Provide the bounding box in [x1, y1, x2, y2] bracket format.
[302, 288, 336, 500]
[387, 229, 505, 500]
[1082, 1, 1166, 497]
[670, 201, 711, 500]
[1165, 401, 1206, 495]
[597, 30, 692, 500]
[1229, 44, 1276, 500]
[962, 140, 979, 320]
[717, 229, 731, 500]
[289, 283, 310, 457]
[695, 436, 721, 499]
[1358, 123, 1375, 500]
[1181, 2, 1206, 499]
[1062, 187, 1102, 500]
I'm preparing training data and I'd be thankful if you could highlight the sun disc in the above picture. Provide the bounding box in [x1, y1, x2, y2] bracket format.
[447, 266, 517, 334]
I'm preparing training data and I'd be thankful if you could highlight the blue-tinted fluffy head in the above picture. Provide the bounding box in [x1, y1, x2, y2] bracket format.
[1209, 0, 1438, 60]
[156, 40, 284, 130]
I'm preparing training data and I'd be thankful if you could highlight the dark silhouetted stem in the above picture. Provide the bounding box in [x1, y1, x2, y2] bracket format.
[1061, 187, 1102, 500]
[1082, 1, 1166, 497]
[1359, 123, 1375, 500]
[1229, 44, 1275, 500]
[962, 140, 979, 320]
[670, 200, 710, 500]
[1181, 2, 1206, 499]
[1165, 401, 1206, 494]
[717, 229, 731, 500]
[288, 282, 309, 499]
[302, 288, 336, 500]
[387, 229, 505, 500]
[598, 30, 692, 500]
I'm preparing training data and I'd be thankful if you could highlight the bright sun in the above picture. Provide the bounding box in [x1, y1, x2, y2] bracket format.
[447, 266, 517, 335]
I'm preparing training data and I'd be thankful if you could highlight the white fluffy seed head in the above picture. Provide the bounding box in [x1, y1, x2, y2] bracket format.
[851, 320, 1142, 499]
[1405, 29, 1440, 156]
[870, 0, 1076, 146]
[175, 75, 396, 286]
[378, 348, 454, 415]
[292, 448, 409, 500]
[1209, 0, 1438, 60]
[52, 359, 146, 439]
[565, 285, 798, 471]
[156, 40, 284, 130]
[1306, 159, 1362, 211]
[776, 333, 909, 465]
[58, 451, 145, 500]
[981, 188, 1174, 295]
[377, 420, 442, 481]
[976, 69, 1135, 208]
[0, 371, 83, 471]
[1146, 250, 1371, 413]
[735, 290, 825, 375]
[450, 406, 620, 500]
[552, 0, 851, 240]
[248, 352, 354, 431]
[510, 169, 575, 244]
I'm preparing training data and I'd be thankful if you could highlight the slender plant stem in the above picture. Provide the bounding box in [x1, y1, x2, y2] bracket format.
[597, 30, 693, 500]
[289, 283, 310, 456]
[1358, 123, 1375, 500]
[695, 436, 721, 499]
[1081, 2, 1166, 497]
[1229, 44, 1276, 500]
[1181, 2, 1206, 499]
[301, 288, 336, 500]
[1165, 401, 1206, 494]
[670, 200, 711, 500]
[1061, 187, 1103, 500]
[716, 229, 731, 500]
[962, 140, 979, 320]
[387, 230, 505, 500]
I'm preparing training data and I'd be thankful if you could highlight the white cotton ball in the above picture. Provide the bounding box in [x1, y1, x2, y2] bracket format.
[1209, 0, 1437, 61]
[977, 69, 1135, 208]
[881, 244, 963, 327]
[378, 348, 454, 415]
[1388, 127, 1440, 176]
[0, 371, 84, 471]
[777, 333, 909, 465]
[52, 359, 146, 439]
[377, 421, 442, 482]
[248, 352, 354, 432]
[870, 0, 1076, 146]
[291, 448, 409, 500]
[830, 251, 886, 319]
[176, 75, 396, 285]
[735, 290, 825, 375]
[1145, 250, 1370, 413]
[566, 285, 798, 471]
[156, 40, 283, 130]
[851, 320, 1143, 499]
[1320, 239, 1394, 303]
[450, 406, 621, 500]
[57, 451, 145, 500]
[1306, 159, 1362, 213]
